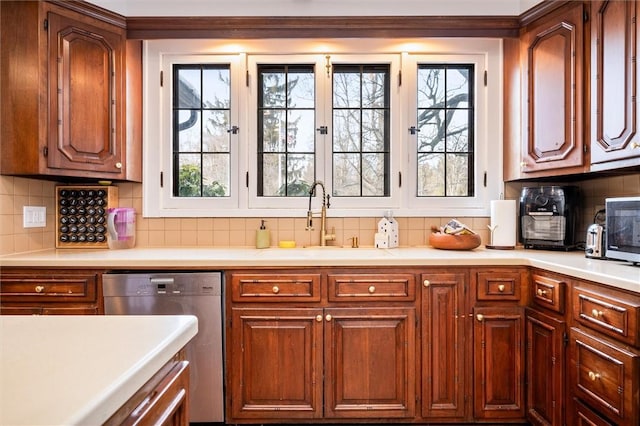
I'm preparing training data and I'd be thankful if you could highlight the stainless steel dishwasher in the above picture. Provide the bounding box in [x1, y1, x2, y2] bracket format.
[102, 271, 224, 423]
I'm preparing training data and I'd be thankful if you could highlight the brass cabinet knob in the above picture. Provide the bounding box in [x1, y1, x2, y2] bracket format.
[476, 314, 484, 322]
[588, 371, 601, 381]
[520, 161, 528, 168]
[115, 162, 122, 169]
[591, 309, 603, 318]
[498, 284, 505, 292]
[325, 314, 332, 322]
[423, 280, 430, 287]
[368, 285, 376, 294]
[272, 286, 280, 294]
[316, 315, 323, 322]
[537, 288, 547, 296]
[35, 285, 45, 293]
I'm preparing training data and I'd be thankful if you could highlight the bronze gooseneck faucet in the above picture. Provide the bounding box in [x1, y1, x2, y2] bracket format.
[306, 181, 336, 247]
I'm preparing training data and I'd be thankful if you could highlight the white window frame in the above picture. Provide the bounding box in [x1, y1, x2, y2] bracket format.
[142, 38, 503, 218]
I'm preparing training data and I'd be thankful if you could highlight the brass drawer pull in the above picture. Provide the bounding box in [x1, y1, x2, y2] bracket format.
[316, 315, 323, 322]
[35, 285, 45, 293]
[476, 314, 484, 322]
[588, 371, 601, 381]
[591, 309, 604, 319]
[325, 314, 332, 322]
[498, 284, 505, 292]
[537, 288, 547, 296]
[272, 286, 279, 294]
[423, 280, 430, 287]
[368, 285, 376, 294]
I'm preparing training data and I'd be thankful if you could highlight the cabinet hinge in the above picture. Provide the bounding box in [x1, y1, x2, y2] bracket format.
[43, 19, 48, 30]
[160, 171, 164, 188]
[563, 331, 568, 347]
[43, 147, 48, 157]
[160, 71, 163, 87]
[483, 70, 487, 87]
[583, 9, 589, 23]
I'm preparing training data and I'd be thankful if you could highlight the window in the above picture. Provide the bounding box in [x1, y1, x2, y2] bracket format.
[332, 64, 390, 197]
[143, 39, 502, 218]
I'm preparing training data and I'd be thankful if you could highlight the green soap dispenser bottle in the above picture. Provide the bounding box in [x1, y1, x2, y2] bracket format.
[256, 219, 270, 249]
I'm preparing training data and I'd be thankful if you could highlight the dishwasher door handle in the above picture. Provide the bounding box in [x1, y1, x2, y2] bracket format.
[150, 277, 175, 285]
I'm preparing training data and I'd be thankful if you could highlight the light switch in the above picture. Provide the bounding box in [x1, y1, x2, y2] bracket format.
[23, 206, 46, 228]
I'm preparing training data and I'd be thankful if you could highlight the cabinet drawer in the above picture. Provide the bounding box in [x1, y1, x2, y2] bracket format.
[328, 274, 415, 302]
[570, 327, 640, 426]
[474, 269, 523, 301]
[531, 272, 566, 314]
[572, 397, 615, 426]
[0, 272, 98, 303]
[573, 283, 640, 347]
[230, 273, 321, 302]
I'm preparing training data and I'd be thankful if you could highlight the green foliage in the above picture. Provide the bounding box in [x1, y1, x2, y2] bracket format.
[178, 163, 227, 197]
[277, 179, 311, 196]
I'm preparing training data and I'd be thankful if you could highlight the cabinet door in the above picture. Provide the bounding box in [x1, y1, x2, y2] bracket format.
[229, 308, 323, 420]
[46, 11, 125, 177]
[520, 3, 585, 175]
[591, 0, 640, 169]
[473, 306, 525, 420]
[421, 272, 468, 420]
[324, 307, 416, 419]
[526, 308, 566, 426]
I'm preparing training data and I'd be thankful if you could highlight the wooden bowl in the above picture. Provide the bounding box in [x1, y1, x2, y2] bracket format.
[429, 232, 481, 250]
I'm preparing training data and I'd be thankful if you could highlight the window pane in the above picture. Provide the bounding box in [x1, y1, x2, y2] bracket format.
[446, 109, 469, 152]
[177, 154, 202, 197]
[287, 110, 315, 152]
[203, 110, 230, 152]
[362, 153, 385, 196]
[258, 65, 315, 197]
[333, 109, 361, 152]
[362, 70, 386, 108]
[203, 154, 230, 197]
[176, 68, 201, 108]
[262, 110, 286, 152]
[362, 109, 386, 152]
[332, 64, 390, 197]
[417, 68, 444, 108]
[333, 153, 361, 196]
[333, 71, 361, 108]
[416, 64, 473, 197]
[446, 154, 469, 196]
[417, 153, 445, 196]
[203, 68, 230, 108]
[177, 110, 201, 152]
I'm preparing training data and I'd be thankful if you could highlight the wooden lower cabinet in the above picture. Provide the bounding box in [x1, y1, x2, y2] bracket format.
[229, 306, 415, 420]
[421, 271, 468, 421]
[526, 308, 566, 426]
[473, 306, 525, 420]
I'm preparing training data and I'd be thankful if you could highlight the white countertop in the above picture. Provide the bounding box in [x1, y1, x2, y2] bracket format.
[1, 246, 639, 293]
[0, 315, 197, 426]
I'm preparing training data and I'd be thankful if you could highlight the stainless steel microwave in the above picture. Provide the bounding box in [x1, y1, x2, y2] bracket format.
[605, 196, 640, 265]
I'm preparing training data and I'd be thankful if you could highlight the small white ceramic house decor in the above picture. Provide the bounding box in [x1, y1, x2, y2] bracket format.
[377, 211, 399, 248]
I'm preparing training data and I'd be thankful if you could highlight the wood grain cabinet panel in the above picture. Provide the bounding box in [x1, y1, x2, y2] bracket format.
[526, 308, 566, 426]
[473, 306, 525, 420]
[229, 308, 324, 420]
[531, 272, 567, 314]
[474, 269, 525, 301]
[421, 272, 468, 420]
[519, 2, 586, 176]
[230, 272, 321, 302]
[324, 307, 416, 419]
[590, 0, 640, 169]
[327, 273, 415, 302]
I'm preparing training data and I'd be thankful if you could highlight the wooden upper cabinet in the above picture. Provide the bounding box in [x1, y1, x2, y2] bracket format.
[590, 0, 640, 170]
[0, 1, 141, 181]
[46, 11, 124, 175]
[519, 2, 586, 177]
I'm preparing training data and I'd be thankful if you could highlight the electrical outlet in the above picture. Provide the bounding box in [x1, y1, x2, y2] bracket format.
[23, 206, 46, 228]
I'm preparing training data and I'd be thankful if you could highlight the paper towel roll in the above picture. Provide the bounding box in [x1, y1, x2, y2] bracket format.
[489, 200, 517, 248]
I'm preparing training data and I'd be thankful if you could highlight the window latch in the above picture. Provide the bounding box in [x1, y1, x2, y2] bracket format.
[316, 126, 328, 135]
[408, 126, 420, 135]
[227, 125, 239, 134]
